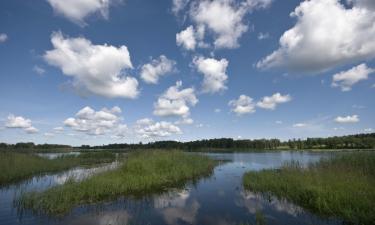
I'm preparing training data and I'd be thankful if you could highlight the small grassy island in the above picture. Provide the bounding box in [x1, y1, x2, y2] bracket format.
[0, 151, 116, 185]
[19, 150, 217, 215]
[243, 152, 375, 224]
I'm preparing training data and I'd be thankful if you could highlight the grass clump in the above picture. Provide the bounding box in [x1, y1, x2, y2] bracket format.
[0, 151, 116, 185]
[19, 150, 217, 215]
[243, 152, 375, 224]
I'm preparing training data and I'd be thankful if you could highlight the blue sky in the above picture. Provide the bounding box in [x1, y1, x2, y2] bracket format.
[0, 0, 374, 146]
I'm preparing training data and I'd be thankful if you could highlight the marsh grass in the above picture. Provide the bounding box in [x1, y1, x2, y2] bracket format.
[0, 151, 116, 185]
[18, 150, 217, 215]
[243, 152, 375, 224]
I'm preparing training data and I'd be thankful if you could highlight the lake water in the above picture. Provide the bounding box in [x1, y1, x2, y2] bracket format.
[0, 151, 342, 225]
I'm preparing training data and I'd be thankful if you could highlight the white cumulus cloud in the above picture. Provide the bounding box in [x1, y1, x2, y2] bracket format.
[44, 32, 139, 99]
[194, 56, 229, 94]
[63, 106, 127, 136]
[5, 114, 38, 134]
[46, 0, 120, 26]
[332, 64, 374, 91]
[140, 55, 176, 84]
[134, 118, 182, 139]
[334, 115, 360, 123]
[257, 0, 375, 73]
[154, 81, 198, 118]
[190, 0, 248, 49]
[256, 93, 291, 110]
[176, 26, 197, 51]
[229, 95, 256, 116]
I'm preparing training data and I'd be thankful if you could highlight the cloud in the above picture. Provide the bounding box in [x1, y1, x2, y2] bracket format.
[257, 32, 270, 40]
[46, 0, 120, 26]
[176, 26, 197, 51]
[229, 95, 256, 116]
[334, 115, 359, 123]
[172, 0, 190, 15]
[293, 123, 307, 128]
[332, 64, 374, 91]
[64, 106, 127, 136]
[256, 93, 291, 110]
[364, 128, 373, 132]
[53, 126, 64, 132]
[214, 108, 221, 113]
[134, 118, 182, 139]
[194, 56, 229, 94]
[140, 55, 176, 84]
[348, 0, 375, 10]
[0, 33, 8, 43]
[44, 132, 55, 137]
[175, 117, 194, 125]
[33, 65, 46, 75]
[44, 32, 139, 99]
[257, 0, 375, 73]
[5, 114, 38, 134]
[154, 81, 198, 118]
[189, 0, 248, 49]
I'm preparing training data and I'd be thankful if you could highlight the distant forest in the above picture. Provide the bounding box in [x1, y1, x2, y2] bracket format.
[1, 133, 374, 152]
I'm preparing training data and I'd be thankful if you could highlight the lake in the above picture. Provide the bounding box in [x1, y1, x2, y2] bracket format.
[0, 151, 342, 225]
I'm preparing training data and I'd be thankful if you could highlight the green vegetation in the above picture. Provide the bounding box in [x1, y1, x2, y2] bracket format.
[2, 133, 375, 152]
[0, 151, 116, 185]
[80, 133, 375, 151]
[0, 142, 72, 152]
[243, 152, 375, 224]
[18, 150, 217, 215]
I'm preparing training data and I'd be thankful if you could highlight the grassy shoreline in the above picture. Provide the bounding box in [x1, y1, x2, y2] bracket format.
[18, 150, 217, 215]
[0, 151, 116, 186]
[243, 152, 375, 224]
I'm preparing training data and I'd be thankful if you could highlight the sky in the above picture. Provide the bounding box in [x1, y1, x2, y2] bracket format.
[0, 0, 374, 146]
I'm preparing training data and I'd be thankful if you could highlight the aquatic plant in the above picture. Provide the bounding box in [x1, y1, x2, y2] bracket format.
[18, 150, 217, 215]
[243, 152, 375, 224]
[0, 151, 116, 185]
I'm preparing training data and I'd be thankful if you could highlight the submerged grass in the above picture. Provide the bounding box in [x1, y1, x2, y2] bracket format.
[243, 152, 375, 224]
[0, 151, 116, 185]
[18, 150, 217, 215]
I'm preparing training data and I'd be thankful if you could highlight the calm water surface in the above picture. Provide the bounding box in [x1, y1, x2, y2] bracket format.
[0, 151, 342, 225]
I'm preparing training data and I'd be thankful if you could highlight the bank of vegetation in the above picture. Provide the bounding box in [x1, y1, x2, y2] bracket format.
[18, 150, 217, 215]
[0, 151, 116, 185]
[243, 152, 375, 224]
[80, 133, 375, 151]
[2, 133, 374, 152]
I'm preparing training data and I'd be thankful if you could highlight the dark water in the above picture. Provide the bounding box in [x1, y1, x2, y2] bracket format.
[0, 151, 342, 225]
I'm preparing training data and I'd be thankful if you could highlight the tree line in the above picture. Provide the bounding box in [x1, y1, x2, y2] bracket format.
[1, 133, 374, 152]
[84, 133, 375, 151]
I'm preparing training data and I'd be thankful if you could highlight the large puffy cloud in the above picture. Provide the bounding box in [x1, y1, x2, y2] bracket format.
[256, 93, 291, 110]
[334, 115, 359, 123]
[0, 33, 8, 43]
[44, 32, 139, 99]
[64, 106, 126, 136]
[229, 95, 256, 116]
[176, 0, 272, 50]
[154, 81, 198, 118]
[190, 0, 248, 49]
[134, 118, 182, 139]
[257, 0, 375, 73]
[140, 55, 176, 84]
[5, 115, 38, 134]
[332, 64, 374, 91]
[46, 0, 120, 26]
[194, 57, 229, 94]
